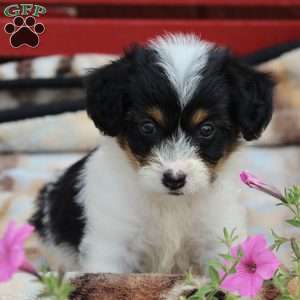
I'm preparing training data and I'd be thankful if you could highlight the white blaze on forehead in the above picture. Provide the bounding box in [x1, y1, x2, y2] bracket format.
[149, 33, 213, 107]
[153, 131, 196, 163]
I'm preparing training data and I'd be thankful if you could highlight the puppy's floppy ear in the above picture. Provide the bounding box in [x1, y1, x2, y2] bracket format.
[85, 58, 130, 136]
[226, 55, 274, 141]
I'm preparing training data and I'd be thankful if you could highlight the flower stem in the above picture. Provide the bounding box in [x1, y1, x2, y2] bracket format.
[19, 260, 42, 280]
[220, 258, 240, 285]
[257, 184, 286, 203]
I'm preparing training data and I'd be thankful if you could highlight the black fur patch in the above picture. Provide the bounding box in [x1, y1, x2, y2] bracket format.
[225, 53, 274, 141]
[30, 154, 89, 250]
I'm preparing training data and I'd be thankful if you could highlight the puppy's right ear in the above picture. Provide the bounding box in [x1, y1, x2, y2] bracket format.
[85, 58, 130, 136]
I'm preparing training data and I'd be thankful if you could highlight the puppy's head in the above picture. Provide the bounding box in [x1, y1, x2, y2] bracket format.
[86, 34, 273, 197]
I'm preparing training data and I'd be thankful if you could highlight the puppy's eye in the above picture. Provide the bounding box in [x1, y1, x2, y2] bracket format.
[139, 121, 157, 136]
[197, 123, 215, 138]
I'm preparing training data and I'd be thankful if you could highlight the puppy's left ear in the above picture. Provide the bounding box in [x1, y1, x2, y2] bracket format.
[226, 56, 274, 141]
[85, 58, 131, 136]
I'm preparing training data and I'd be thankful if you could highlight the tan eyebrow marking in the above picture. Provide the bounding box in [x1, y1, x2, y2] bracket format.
[146, 107, 165, 126]
[191, 109, 208, 126]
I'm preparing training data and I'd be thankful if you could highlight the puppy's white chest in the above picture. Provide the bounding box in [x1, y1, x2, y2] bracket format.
[138, 200, 195, 273]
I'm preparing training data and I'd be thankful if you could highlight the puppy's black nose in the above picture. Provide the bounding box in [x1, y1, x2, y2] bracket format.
[162, 170, 186, 190]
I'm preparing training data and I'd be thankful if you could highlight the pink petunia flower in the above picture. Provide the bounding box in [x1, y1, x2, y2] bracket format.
[0, 221, 36, 282]
[240, 170, 285, 202]
[220, 235, 280, 297]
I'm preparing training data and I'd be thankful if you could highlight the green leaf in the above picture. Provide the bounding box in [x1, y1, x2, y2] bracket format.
[184, 268, 194, 285]
[187, 285, 214, 300]
[223, 228, 229, 240]
[285, 186, 300, 205]
[219, 254, 232, 261]
[286, 219, 300, 227]
[291, 238, 300, 259]
[271, 229, 281, 239]
[38, 270, 74, 300]
[229, 228, 237, 239]
[208, 266, 220, 285]
[208, 259, 223, 270]
[237, 246, 244, 258]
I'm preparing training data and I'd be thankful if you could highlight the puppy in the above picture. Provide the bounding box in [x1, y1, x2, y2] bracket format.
[31, 33, 273, 274]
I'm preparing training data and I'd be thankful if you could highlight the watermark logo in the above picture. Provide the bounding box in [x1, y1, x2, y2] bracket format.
[3, 4, 46, 48]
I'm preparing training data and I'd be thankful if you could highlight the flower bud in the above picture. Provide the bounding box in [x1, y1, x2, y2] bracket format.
[240, 171, 285, 202]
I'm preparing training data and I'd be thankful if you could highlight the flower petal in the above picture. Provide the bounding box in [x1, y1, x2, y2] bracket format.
[7, 247, 25, 269]
[221, 273, 244, 294]
[19, 259, 37, 274]
[231, 235, 267, 259]
[243, 235, 267, 256]
[222, 233, 279, 297]
[240, 171, 263, 188]
[0, 260, 17, 282]
[243, 274, 264, 297]
[221, 271, 263, 297]
[255, 251, 280, 279]
[0, 221, 35, 283]
[10, 224, 34, 246]
[2, 221, 18, 245]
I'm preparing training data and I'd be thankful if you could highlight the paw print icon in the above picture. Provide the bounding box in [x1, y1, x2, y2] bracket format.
[4, 16, 45, 48]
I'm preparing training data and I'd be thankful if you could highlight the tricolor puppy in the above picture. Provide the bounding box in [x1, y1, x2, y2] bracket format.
[31, 34, 273, 274]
